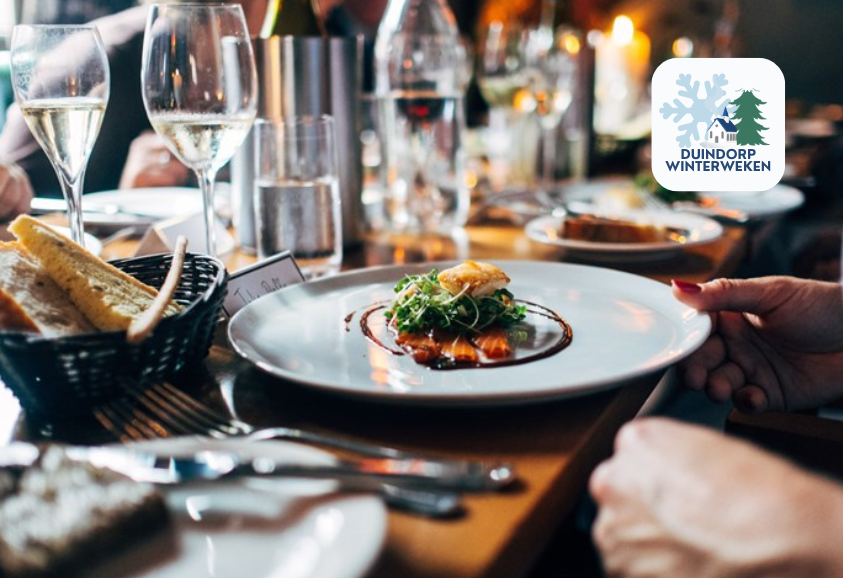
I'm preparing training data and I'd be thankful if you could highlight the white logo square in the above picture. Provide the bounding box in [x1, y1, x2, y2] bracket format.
[651, 58, 785, 192]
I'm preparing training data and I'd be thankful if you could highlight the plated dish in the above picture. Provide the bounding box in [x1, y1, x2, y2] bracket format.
[525, 210, 723, 262]
[85, 438, 387, 578]
[702, 184, 805, 220]
[84, 187, 204, 222]
[228, 261, 711, 406]
[563, 178, 804, 222]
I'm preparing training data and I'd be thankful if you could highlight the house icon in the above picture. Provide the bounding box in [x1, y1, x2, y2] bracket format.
[706, 106, 738, 146]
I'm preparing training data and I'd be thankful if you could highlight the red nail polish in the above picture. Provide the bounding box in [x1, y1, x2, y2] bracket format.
[672, 279, 702, 293]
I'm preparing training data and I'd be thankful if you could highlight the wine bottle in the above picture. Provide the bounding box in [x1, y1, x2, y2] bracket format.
[260, 0, 326, 38]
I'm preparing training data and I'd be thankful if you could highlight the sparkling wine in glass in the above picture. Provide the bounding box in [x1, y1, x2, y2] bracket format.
[141, 3, 257, 257]
[10, 25, 109, 247]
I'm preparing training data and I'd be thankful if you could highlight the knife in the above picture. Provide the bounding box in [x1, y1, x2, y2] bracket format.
[68, 447, 516, 492]
[0, 444, 464, 518]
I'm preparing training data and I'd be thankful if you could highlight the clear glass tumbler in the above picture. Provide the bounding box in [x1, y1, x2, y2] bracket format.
[254, 115, 343, 279]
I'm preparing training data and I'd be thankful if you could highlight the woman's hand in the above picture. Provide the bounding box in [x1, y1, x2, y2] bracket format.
[672, 277, 843, 413]
[590, 418, 843, 578]
[0, 161, 34, 221]
[118, 131, 189, 189]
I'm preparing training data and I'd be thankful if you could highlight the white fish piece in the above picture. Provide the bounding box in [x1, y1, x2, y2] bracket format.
[437, 261, 510, 297]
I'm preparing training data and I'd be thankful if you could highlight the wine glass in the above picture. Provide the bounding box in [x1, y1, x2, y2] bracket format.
[520, 27, 578, 196]
[477, 22, 527, 118]
[476, 22, 526, 165]
[141, 3, 257, 257]
[10, 25, 109, 248]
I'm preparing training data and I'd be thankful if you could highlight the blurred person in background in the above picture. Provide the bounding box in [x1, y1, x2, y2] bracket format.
[0, 159, 33, 220]
[0, 0, 398, 198]
[0, 0, 271, 198]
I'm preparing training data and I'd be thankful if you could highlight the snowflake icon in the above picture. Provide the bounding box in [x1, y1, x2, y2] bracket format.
[659, 73, 736, 147]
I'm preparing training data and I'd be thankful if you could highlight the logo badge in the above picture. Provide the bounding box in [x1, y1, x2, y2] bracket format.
[651, 58, 784, 192]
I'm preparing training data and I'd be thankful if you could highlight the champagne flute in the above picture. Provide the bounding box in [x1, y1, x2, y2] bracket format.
[10, 25, 109, 247]
[141, 3, 257, 257]
[520, 27, 578, 196]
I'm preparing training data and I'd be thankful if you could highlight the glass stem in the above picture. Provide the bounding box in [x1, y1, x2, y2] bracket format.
[196, 168, 219, 257]
[541, 125, 557, 194]
[58, 170, 86, 248]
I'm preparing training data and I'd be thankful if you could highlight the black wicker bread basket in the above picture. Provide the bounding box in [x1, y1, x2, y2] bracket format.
[0, 252, 228, 417]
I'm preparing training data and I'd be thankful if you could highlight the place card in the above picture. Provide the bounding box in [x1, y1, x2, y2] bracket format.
[222, 251, 305, 317]
[134, 212, 234, 257]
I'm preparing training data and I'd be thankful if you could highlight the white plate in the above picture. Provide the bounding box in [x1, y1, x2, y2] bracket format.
[703, 184, 805, 219]
[86, 438, 386, 578]
[525, 210, 723, 262]
[50, 225, 103, 256]
[85, 187, 205, 220]
[228, 261, 711, 406]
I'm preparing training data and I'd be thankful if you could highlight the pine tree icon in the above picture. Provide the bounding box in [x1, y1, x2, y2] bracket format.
[732, 90, 769, 145]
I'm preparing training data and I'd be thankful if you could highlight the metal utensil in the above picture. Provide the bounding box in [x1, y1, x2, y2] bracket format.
[70, 446, 514, 492]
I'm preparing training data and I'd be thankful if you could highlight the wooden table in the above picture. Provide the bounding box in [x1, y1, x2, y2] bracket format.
[3, 221, 748, 578]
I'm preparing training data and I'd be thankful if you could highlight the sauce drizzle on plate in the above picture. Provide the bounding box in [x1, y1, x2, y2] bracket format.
[354, 301, 573, 370]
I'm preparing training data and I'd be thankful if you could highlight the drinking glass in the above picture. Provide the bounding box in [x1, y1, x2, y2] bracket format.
[476, 22, 527, 190]
[254, 115, 343, 279]
[477, 22, 526, 119]
[520, 27, 578, 194]
[141, 3, 257, 257]
[10, 25, 109, 247]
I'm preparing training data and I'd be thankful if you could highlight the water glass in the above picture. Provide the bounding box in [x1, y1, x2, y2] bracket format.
[254, 115, 343, 278]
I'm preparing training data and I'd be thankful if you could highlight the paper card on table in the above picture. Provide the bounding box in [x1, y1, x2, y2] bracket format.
[134, 212, 234, 257]
[222, 251, 305, 317]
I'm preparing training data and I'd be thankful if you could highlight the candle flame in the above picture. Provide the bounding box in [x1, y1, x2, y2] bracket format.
[611, 15, 634, 46]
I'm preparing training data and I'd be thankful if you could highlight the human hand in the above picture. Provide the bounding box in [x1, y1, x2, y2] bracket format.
[118, 131, 189, 189]
[672, 277, 843, 413]
[590, 418, 843, 578]
[0, 162, 34, 221]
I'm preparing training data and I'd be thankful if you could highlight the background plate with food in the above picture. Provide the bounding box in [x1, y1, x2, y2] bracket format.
[525, 210, 723, 263]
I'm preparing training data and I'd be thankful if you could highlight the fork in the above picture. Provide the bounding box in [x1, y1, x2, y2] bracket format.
[95, 382, 514, 487]
[100, 382, 473, 462]
[93, 393, 463, 517]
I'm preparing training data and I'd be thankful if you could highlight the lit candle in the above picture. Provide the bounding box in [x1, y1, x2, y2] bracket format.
[594, 15, 651, 135]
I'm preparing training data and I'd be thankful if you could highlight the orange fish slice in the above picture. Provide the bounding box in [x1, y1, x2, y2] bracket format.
[438, 333, 480, 363]
[473, 328, 512, 359]
[395, 331, 441, 364]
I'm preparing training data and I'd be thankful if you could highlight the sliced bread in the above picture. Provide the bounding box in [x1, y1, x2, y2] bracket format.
[9, 216, 181, 332]
[0, 242, 95, 336]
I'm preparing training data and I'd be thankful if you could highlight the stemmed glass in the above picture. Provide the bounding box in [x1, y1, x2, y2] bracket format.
[476, 22, 527, 188]
[520, 27, 578, 196]
[141, 3, 257, 257]
[10, 25, 109, 248]
[477, 22, 526, 134]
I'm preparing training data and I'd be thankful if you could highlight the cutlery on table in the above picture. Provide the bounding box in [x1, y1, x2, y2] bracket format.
[94, 382, 515, 517]
[71, 446, 515, 492]
[98, 381, 513, 482]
